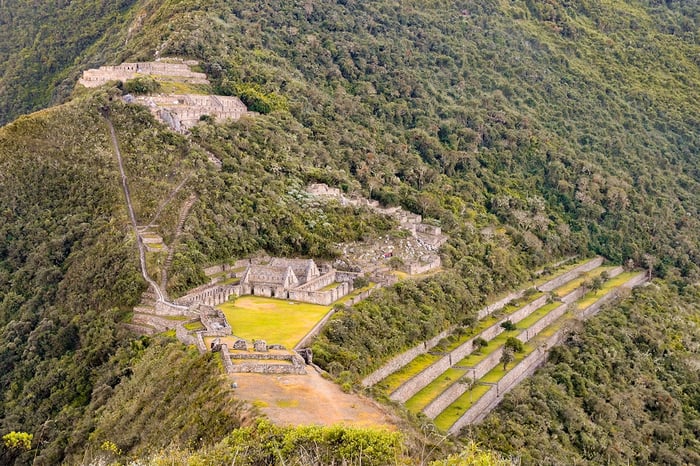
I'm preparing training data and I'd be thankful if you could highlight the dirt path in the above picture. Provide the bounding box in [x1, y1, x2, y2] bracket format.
[230, 369, 397, 429]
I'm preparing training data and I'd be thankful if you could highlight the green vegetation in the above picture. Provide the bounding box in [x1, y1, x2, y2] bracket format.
[134, 420, 406, 466]
[405, 369, 468, 413]
[434, 384, 493, 432]
[472, 283, 700, 465]
[552, 265, 615, 298]
[218, 297, 331, 348]
[0, 0, 699, 464]
[379, 353, 443, 394]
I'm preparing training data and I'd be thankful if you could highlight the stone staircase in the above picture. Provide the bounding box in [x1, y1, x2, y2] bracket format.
[161, 194, 197, 291]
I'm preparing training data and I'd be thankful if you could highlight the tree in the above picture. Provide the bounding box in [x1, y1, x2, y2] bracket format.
[500, 320, 516, 331]
[474, 337, 488, 353]
[504, 336, 524, 353]
[500, 347, 515, 370]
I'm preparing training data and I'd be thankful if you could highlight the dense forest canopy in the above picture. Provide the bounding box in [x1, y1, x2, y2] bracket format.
[0, 0, 698, 464]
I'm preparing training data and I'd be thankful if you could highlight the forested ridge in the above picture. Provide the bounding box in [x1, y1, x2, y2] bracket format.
[0, 0, 699, 464]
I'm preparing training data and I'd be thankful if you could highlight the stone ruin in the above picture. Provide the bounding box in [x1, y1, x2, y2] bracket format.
[176, 257, 357, 307]
[79, 60, 208, 88]
[78, 59, 250, 133]
[307, 183, 447, 276]
[137, 94, 248, 133]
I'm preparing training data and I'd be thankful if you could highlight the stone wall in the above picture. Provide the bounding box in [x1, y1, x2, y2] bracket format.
[361, 327, 454, 387]
[475, 291, 525, 320]
[446, 271, 649, 434]
[132, 313, 178, 332]
[537, 256, 604, 292]
[403, 256, 442, 275]
[79, 61, 209, 87]
[392, 294, 549, 404]
[294, 306, 339, 350]
[363, 286, 541, 388]
[293, 270, 337, 291]
[176, 325, 206, 352]
[288, 282, 351, 306]
[154, 300, 193, 316]
[448, 331, 562, 434]
[219, 346, 307, 375]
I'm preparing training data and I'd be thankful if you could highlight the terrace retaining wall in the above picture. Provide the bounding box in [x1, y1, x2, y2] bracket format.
[391, 294, 550, 402]
[447, 271, 649, 434]
[537, 256, 604, 292]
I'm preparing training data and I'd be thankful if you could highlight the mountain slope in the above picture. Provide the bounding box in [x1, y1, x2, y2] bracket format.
[0, 0, 699, 464]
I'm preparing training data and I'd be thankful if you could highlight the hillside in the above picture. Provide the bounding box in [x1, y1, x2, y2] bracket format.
[1, 0, 699, 464]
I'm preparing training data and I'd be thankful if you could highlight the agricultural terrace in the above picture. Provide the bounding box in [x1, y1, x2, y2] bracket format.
[218, 296, 331, 348]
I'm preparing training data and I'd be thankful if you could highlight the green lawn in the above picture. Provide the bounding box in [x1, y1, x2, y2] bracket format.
[379, 352, 443, 394]
[515, 301, 561, 329]
[553, 265, 616, 298]
[575, 272, 640, 310]
[184, 321, 205, 331]
[455, 330, 517, 367]
[433, 383, 493, 431]
[217, 296, 331, 348]
[405, 368, 468, 413]
[532, 257, 592, 287]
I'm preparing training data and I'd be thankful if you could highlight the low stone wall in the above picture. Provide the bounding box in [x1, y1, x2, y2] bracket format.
[448, 331, 562, 434]
[404, 256, 441, 275]
[154, 300, 193, 316]
[288, 282, 351, 306]
[133, 314, 178, 332]
[421, 295, 550, 417]
[344, 287, 375, 307]
[219, 344, 236, 373]
[294, 270, 337, 291]
[362, 327, 454, 387]
[622, 271, 648, 290]
[363, 288, 542, 388]
[537, 256, 604, 292]
[176, 325, 205, 352]
[294, 306, 339, 350]
[390, 353, 453, 403]
[228, 352, 297, 361]
[475, 291, 525, 320]
[446, 271, 648, 434]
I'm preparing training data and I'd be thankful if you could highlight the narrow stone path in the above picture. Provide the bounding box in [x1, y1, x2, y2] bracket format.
[161, 193, 198, 293]
[147, 173, 192, 229]
[103, 110, 189, 315]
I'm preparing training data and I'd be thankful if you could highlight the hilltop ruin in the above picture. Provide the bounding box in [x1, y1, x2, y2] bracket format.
[79, 60, 250, 132]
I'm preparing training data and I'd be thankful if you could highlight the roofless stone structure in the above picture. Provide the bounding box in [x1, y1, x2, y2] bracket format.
[79, 60, 208, 87]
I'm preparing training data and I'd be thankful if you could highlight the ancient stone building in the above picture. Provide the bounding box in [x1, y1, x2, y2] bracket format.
[78, 61, 209, 88]
[146, 94, 248, 132]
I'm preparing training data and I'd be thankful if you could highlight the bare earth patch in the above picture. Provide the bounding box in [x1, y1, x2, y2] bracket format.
[230, 369, 396, 429]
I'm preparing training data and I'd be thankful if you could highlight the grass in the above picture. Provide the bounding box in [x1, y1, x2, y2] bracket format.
[157, 81, 212, 95]
[480, 345, 532, 383]
[427, 269, 639, 430]
[405, 368, 468, 413]
[379, 353, 443, 394]
[531, 256, 593, 287]
[320, 282, 342, 291]
[552, 265, 616, 298]
[433, 383, 493, 431]
[338, 282, 376, 303]
[184, 321, 204, 331]
[575, 271, 640, 309]
[515, 301, 562, 329]
[217, 296, 331, 348]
